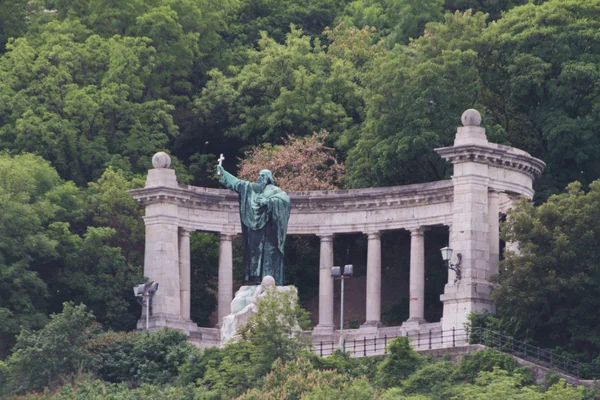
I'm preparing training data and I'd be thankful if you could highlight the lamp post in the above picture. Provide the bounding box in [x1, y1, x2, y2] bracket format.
[332, 264, 353, 351]
[134, 281, 159, 332]
[440, 247, 462, 282]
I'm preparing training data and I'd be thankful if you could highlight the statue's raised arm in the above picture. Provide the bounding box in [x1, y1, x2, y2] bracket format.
[218, 166, 290, 285]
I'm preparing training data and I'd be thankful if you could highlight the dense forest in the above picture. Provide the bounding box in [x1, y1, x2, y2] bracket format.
[2, 0, 600, 397]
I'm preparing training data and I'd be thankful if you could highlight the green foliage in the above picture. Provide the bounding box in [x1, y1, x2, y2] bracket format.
[309, 350, 384, 382]
[344, 11, 484, 188]
[86, 328, 196, 386]
[6, 302, 101, 394]
[342, 0, 445, 46]
[13, 378, 207, 399]
[447, 367, 542, 399]
[0, 153, 66, 356]
[400, 360, 455, 397]
[453, 349, 531, 384]
[200, 340, 263, 398]
[240, 288, 312, 373]
[477, 0, 600, 198]
[496, 181, 600, 355]
[237, 357, 379, 399]
[0, 19, 178, 184]
[377, 337, 423, 388]
[194, 26, 364, 150]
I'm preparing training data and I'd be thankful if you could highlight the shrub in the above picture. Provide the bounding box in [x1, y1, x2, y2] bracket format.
[7, 302, 102, 393]
[453, 349, 533, 384]
[377, 337, 423, 388]
[400, 360, 454, 398]
[85, 328, 197, 386]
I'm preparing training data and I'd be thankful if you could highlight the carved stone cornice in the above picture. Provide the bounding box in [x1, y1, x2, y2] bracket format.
[435, 144, 546, 180]
[129, 180, 454, 212]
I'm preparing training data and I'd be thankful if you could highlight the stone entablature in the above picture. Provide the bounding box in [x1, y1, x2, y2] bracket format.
[130, 109, 546, 347]
[130, 180, 455, 236]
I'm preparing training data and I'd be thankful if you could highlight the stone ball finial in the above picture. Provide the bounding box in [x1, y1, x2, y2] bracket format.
[461, 109, 482, 127]
[152, 152, 171, 169]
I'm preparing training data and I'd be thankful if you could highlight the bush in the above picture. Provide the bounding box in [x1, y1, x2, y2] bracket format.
[13, 379, 207, 399]
[453, 349, 533, 384]
[238, 357, 379, 399]
[85, 328, 197, 386]
[309, 350, 384, 382]
[6, 302, 102, 394]
[377, 337, 423, 388]
[400, 360, 454, 398]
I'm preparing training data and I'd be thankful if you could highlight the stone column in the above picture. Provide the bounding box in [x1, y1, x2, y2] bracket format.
[179, 229, 191, 320]
[362, 231, 381, 328]
[315, 234, 334, 331]
[217, 233, 234, 326]
[408, 228, 426, 323]
[488, 191, 500, 278]
[143, 214, 181, 319]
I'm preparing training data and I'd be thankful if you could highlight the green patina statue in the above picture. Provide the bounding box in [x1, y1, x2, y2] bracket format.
[218, 165, 291, 285]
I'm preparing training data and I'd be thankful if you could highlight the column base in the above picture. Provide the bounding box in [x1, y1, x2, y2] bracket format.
[403, 317, 426, 326]
[137, 314, 198, 335]
[312, 324, 335, 341]
[358, 320, 381, 336]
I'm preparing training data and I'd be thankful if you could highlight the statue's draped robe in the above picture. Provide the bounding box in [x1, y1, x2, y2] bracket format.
[220, 170, 291, 285]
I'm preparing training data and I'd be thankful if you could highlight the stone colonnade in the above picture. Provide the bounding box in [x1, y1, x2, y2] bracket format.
[130, 109, 545, 341]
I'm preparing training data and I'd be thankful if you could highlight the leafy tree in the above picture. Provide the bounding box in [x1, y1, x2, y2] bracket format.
[238, 131, 345, 191]
[452, 349, 529, 384]
[377, 336, 423, 387]
[342, 0, 445, 46]
[495, 181, 600, 356]
[443, 0, 530, 21]
[344, 11, 484, 188]
[477, 0, 600, 199]
[239, 288, 312, 373]
[193, 27, 364, 159]
[85, 328, 196, 386]
[0, 0, 42, 53]
[400, 360, 455, 397]
[6, 302, 102, 394]
[227, 0, 348, 46]
[0, 153, 69, 356]
[0, 19, 178, 184]
[238, 357, 379, 399]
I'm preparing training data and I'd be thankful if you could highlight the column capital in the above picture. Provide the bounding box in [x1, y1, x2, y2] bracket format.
[179, 228, 191, 237]
[365, 231, 381, 240]
[318, 234, 334, 242]
[410, 227, 427, 237]
[220, 232, 235, 241]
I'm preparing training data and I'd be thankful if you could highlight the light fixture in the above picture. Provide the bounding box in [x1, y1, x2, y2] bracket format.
[440, 247, 462, 282]
[133, 281, 159, 332]
[332, 264, 353, 352]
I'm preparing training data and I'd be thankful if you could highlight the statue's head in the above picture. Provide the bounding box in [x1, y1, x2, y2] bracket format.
[257, 169, 275, 186]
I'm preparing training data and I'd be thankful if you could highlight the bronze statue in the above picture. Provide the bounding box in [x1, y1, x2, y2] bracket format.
[218, 164, 290, 285]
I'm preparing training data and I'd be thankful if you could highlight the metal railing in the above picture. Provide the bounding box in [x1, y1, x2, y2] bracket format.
[312, 327, 469, 357]
[470, 327, 600, 379]
[312, 325, 600, 380]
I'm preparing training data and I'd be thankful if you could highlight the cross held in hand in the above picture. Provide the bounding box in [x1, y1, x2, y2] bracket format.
[217, 154, 225, 175]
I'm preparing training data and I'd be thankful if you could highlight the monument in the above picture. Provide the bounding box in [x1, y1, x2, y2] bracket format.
[218, 164, 291, 285]
[130, 109, 545, 349]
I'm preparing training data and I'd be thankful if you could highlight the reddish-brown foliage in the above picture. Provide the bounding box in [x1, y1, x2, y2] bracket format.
[238, 131, 344, 192]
